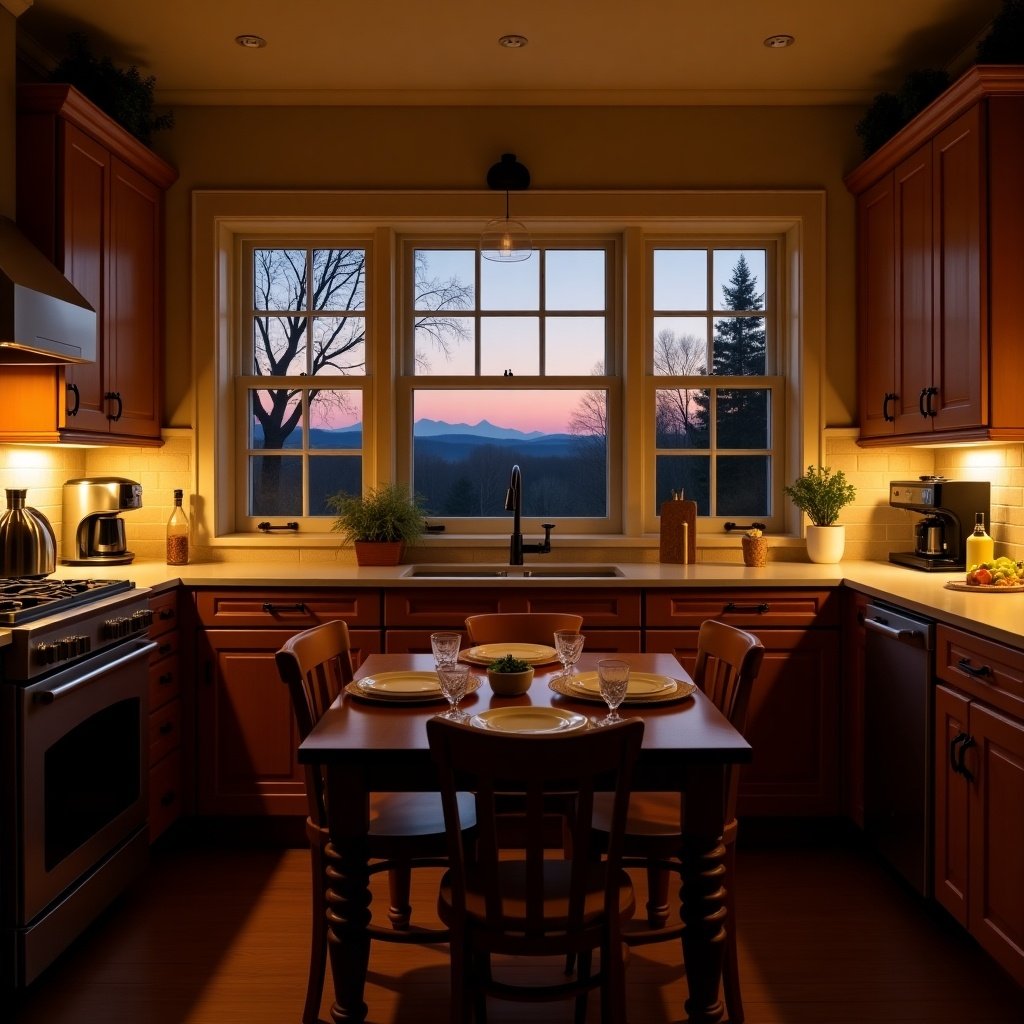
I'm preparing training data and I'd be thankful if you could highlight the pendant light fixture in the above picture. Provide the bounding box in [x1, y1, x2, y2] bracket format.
[480, 153, 532, 263]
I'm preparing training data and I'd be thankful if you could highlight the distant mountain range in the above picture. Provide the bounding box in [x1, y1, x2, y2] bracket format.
[254, 418, 577, 452]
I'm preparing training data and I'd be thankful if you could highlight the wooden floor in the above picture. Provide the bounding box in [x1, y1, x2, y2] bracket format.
[10, 825, 1023, 1024]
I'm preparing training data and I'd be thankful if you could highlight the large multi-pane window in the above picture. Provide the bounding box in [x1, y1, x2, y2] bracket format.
[650, 245, 784, 527]
[227, 221, 795, 538]
[399, 243, 617, 529]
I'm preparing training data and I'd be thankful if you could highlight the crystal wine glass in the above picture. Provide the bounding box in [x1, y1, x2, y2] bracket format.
[553, 630, 585, 679]
[436, 665, 471, 721]
[430, 631, 462, 668]
[594, 658, 630, 726]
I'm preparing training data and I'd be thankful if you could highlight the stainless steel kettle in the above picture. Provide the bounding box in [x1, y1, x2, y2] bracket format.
[914, 515, 947, 558]
[0, 488, 57, 577]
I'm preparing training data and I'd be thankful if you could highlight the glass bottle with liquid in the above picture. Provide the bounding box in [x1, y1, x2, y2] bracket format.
[166, 489, 189, 565]
[965, 512, 993, 569]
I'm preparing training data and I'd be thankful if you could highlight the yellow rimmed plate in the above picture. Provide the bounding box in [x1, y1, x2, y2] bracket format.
[460, 643, 559, 666]
[570, 670, 676, 698]
[469, 706, 588, 734]
[549, 674, 696, 706]
[345, 671, 480, 705]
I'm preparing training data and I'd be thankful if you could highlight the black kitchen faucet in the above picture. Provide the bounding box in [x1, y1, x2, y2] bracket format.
[504, 464, 555, 566]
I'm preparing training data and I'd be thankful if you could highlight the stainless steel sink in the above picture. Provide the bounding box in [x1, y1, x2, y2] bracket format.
[402, 564, 624, 579]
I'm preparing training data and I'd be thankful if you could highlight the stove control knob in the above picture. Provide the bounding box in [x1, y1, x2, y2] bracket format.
[72, 634, 91, 657]
[104, 616, 129, 639]
[35, 642, 57, 665]
[130, 609, 153, 632]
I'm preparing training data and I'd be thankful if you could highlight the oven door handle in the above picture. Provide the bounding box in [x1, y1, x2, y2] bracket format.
[31, 638, 158, 704]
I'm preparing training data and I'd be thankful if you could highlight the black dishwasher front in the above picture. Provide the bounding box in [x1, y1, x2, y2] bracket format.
[862, 601, 936, 896]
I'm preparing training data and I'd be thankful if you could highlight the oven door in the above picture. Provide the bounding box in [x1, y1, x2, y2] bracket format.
[18, 636, 156, 925]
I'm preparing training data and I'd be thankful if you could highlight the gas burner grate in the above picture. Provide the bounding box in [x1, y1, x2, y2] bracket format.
[0, 578, 134, 625]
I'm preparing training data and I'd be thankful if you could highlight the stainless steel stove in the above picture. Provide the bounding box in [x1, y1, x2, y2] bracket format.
[1, 575, 156, 989]
[0, 577, 135, 626]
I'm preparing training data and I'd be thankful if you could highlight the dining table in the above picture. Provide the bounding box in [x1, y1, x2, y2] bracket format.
[298, 650, 752, 1024]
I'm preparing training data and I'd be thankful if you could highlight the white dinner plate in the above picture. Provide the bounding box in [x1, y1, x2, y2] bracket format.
[570, 671, 676, 697]
[469, 706, 588, 734]
[461, 643, 558, 666]
[357, 671, 442, 697]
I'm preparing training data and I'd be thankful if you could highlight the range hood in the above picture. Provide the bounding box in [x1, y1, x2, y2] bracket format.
[0, 215, 96, 365]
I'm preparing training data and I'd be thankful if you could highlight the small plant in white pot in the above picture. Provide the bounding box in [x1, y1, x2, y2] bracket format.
[784, 465, 857, 564]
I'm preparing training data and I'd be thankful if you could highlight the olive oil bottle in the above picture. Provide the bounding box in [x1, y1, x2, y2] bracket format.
[965, 511, 993, 569]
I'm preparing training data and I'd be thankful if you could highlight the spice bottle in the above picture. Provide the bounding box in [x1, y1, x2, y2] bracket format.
[965, 511, 993, 570]
[166, 489, 189, 565]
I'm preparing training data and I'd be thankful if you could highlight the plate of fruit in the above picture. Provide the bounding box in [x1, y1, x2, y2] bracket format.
[945, 558, 1024, 592]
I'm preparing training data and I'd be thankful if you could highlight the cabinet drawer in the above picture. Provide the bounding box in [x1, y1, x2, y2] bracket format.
[936, 624, 1024, 720]
[645, 588, 839, 628]
[150, 628, 179, 666]
[149, 748, 183, 842]
[384, 588, 641, 629]
[148, 650, 180, 710]
[148, 589, 179, 638]
[195, 589, 381, 628]
[149, 698, 182, 767]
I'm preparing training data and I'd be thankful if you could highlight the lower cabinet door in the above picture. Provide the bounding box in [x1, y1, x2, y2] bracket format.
[647, 627, 840, 815]
[934, 684, 970, 926]
[198, 627, 381, 816]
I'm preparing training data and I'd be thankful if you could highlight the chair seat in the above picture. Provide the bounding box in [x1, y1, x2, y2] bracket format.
[438, 860, 635, 935]
[369, 791, 476, 840]
[593, 792, 737, 848]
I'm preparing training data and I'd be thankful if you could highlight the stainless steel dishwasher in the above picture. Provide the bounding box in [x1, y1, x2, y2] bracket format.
[862, 601, 935, 896]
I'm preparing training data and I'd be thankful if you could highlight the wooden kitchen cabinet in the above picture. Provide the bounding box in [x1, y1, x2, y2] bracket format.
[147, 589, 184, 841]
[195, 589, 382, 816]
[934, 624, 1024, 987]
[645, 588, 841, 816]
[3, 84, 177, 445]
[846, 68, 1024, 446]
[383, 587, 642, 653]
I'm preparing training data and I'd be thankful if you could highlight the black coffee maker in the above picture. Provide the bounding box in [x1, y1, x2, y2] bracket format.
[889, 477, 991, 571]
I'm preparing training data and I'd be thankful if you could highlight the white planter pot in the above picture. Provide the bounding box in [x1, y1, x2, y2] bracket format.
[805, 525, 845, 564]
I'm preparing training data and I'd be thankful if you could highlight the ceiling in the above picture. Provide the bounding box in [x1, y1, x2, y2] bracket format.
[13, 0, 1005, 107]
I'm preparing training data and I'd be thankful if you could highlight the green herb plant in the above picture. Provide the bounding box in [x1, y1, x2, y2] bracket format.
[327, 483, 427, 546]
[783, 466, 857, 527]
[487, 655, 531, 673]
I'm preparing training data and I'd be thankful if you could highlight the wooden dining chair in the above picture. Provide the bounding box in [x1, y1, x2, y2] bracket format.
[427, 715, 644, 1024]
[464, 611, 583, 645]
[590, 618, 765, 1024]
[276, 619, 476, 1024]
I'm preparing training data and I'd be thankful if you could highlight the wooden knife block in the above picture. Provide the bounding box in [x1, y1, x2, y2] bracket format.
[659, 499, 697, 564]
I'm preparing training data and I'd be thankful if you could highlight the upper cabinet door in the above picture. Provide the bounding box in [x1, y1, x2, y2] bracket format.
[931, 105, 985, 432]
[855, 174, 896, 439]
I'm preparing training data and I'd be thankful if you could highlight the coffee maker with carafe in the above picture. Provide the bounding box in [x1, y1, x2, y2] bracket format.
[61, 477, 143, 565]
[888, 477, 990, 571]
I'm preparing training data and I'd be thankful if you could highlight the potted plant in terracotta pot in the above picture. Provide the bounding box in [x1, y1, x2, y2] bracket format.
[784, 465, 857, 564]
[328, 483, 426, 566]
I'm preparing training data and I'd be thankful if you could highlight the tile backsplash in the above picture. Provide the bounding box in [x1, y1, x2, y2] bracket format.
[825, 433, 1024, 563]
[0, 433, 193, 563]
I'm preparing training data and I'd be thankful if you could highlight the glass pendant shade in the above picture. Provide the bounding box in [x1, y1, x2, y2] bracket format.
[481, 203, 532, 262]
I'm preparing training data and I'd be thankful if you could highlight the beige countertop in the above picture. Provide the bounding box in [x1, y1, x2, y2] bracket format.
[43, 558, 1024, 649]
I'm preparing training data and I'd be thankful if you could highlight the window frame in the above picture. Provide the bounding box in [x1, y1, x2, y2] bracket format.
[192, 190, 825, 551]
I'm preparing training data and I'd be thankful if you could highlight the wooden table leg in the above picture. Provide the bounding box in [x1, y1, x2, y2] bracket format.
[679, 764, 729, 1024]
[679, 832, 728, 1023]
[324, 838, 372, 1023]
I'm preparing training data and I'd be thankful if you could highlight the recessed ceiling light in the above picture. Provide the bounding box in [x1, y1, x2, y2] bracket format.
[763, 34, 795, 48]
[235, 34, 267, 49]
[498, 34, 528, 49]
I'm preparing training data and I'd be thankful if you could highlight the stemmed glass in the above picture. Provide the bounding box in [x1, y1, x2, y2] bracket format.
[430, 632, 462, 668]
[436, 665, 471, 721]
[594, 658, 630, 727]
[553, 630, 585, 680]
